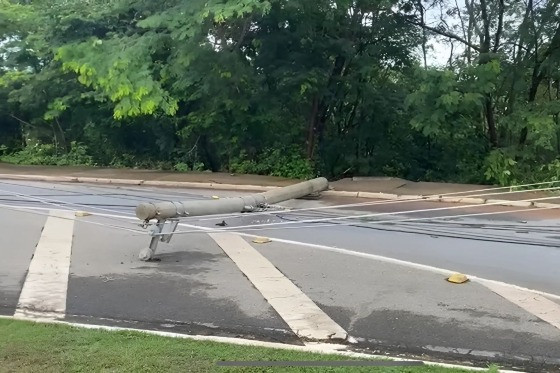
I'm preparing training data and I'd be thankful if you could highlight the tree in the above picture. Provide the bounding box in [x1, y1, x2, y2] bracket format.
[404, 0, 560, 184]
[2, 0, 560, 185]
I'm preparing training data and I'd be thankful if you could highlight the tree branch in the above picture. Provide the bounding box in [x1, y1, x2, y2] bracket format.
[404, 17, 482, 52]
[10, 114, 33, 128]
[454, 0, 468, 41]
[538, 22, 560, 64]
[233, 16, 252, 51]
[448, 41, 455, 68]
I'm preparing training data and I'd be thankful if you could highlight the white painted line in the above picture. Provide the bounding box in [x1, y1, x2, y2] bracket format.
[481, 280, 560, 331]
[0, 315, 518, 372]
[208, 232, 348, 341]
[14, 210, 75, 319]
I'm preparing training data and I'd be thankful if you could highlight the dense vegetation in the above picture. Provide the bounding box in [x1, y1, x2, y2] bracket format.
[1, 0, 559, 185]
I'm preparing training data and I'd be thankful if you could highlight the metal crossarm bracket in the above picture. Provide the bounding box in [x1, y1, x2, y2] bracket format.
[139, 218, 179, 261]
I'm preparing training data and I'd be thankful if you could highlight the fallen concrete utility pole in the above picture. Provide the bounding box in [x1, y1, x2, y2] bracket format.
[136, 177, 329, 260]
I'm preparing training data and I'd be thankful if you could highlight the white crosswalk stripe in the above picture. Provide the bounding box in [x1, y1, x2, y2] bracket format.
[209, 232, 348, 341]
[14, 210, 75, 319]
[481, 280, 560, 331]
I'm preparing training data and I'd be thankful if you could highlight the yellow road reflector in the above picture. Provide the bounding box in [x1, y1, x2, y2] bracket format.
[447, 273, 469, 284]
[252, 237, 271, 244]
[75, 211, 92, 217]
[212, 195, 220, 199]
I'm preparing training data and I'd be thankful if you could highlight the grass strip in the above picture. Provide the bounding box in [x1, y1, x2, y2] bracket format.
[0, 319, 498, 372]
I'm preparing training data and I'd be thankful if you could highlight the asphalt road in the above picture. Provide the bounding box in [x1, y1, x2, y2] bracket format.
[1, 179, 559, 372]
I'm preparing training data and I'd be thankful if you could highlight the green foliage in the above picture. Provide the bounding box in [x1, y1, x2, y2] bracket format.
[173, 161, 206, 172]
[56, 37, 179, 119]
[482, 150, 560, 187]
[1, 142, 93, 166]
[406, 63, 499, 139]
[484, 149, 518, 185]
[174, 162, 190, 172]
[231, 148, 315, 179]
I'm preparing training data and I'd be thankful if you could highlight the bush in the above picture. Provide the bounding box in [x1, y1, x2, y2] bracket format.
[1, 142, 93, 166]
[57, 142, 94, 166]
[174, 162, 190, 172]
[230, 148, 315, 179]
[484, 149, 560, 188]
[483, 149, 517, 185]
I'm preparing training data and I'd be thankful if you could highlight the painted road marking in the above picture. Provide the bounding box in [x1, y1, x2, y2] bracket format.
[209, 232, 347, 341]
[481, 280, 560, 331]
[14, 210, 75, 319]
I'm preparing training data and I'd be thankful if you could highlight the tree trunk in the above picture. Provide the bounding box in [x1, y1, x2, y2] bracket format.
[520, 27, 559, 145]
[417, 0, 428, 69]
[306, 55, 347, 159]
[55, 118, 67, 152]
[306, 96, 319, 159]
[518, 0, 559, 145]
[200, 134, 220, 172]
[492, 0, 505, 53]
[485, 96, 498, 148]
[479, 0, 491, 54]
[477, 0, 498, 148]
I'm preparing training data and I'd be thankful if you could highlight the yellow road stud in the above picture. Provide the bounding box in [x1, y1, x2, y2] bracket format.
[446, 273, 469, 284]
[75, 211, 92, 217]
[252, 237, 271, 244]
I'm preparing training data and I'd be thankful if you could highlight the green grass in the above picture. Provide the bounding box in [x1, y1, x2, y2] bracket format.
[0, 318, 498, 373]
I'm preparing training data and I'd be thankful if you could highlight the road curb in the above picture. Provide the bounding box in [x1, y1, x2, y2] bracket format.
[0, 173, 279, 192]
[142, 179, 279, 191]
[485, 199, 534, 208]
[322, 190, 359, 198]
[0, 173, 559, 210]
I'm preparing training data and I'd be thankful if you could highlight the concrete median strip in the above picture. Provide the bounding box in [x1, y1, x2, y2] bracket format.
[142, 179, 277, 191]
[14, 210, 75, 319]
[485, 199, 534, 208]
[76, 177, 144, 185]
[356, 192, 398, 199]
[208, 232, 348, 342]
[0, 174, 79, 183]
[322, 190, 359, 198]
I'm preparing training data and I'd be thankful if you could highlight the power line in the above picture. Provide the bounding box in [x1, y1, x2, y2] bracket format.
[164, 193, 560, 235]
[139, 182, 560, 223]
[2, 178, 559, 225]
[2, 178, 560, 245]
[0, 203, 145, 235]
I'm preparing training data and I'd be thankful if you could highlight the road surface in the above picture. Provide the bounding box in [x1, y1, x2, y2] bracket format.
[1, 179, 559, 372]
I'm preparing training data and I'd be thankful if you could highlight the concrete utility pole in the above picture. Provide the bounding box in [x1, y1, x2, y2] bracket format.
[136, 177, 329, 260]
